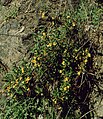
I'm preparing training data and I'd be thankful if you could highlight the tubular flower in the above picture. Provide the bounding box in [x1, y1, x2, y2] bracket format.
[27, 88, 30, 91]
[64, 77, 68, 82]
[42, 12, 45, 18]
[67, 16, 70, 18]
[47, 43, 52, 47]
[77, 71, 81, 76]
[84, 59, 88, 63]
[19, 77, 22, 80]
[72, 21, 76, 26]
[13, 84, 17, 88]
[52, 17, 55, 20]
[31, 59, 36, 64]
[7, 86, 10, 92]
[21, 67, 24, 73]
[67, 86, 70, 89]
[53, 42, 56, 46]
[26, 77, 30, 83]
[42, 32, 46, 37]
[52, 99, 57, 104]
[64, 87, 67, 91]
[64, 86, 70, 91]
[16, 79, 18, 84]
[62, 61, 65, 65]
[59, 70, 63, 74]
[85, 49, 88, 53]
[88, 53, 91, 57]
[58, 106, 62, 110]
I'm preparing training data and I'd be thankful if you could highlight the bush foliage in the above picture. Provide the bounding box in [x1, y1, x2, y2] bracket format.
[1, 1, 102, 119]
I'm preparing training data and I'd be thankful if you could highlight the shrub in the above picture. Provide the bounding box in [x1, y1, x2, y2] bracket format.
[2, 1, 102, 119]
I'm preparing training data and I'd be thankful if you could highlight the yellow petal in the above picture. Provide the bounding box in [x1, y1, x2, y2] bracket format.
[72, 22, 76, 26]
[84, 59, 88, 63]
[64, 77, 68, 82]
[47, 43, 52, 47]
[21, 67, 24, 73]
[53, 42, 56, 46]
[77, 71, 81, 76]
[59, 70, 63, 73]
[67, 16, 70, 18]
[26, 77, 30, 83]
[88, 53, 91, 57]
[64, 87, 67, 91]
[62, 61, 65, 65]
[31, 59, 36, 64]
[42, 12, 45, 18]
[67, 86, 70, 89]
[43, 32, 46, 37]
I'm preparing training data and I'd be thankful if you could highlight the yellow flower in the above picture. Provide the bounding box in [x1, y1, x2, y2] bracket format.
[42, 12, 45, 18]
[52, 17, 55, 20]
[22, 81, 25, 84]
[27, 88, 30, 91]
[37, 64, 40, 67]
[62, 61, 65, 65]
[59, 70, 63, 73]
[75, 56, 78, 60]
[88, 53, 91, 57]
[58, 106, 62, 110]
[72, 21, 76, 26]
[67, 16, 70, 18]
[85, 49, 88, 53]
[43, 32, 46, 37]
[52, 21, 54, 26]
[37, 57, 40, 60]
[64, 49, 67, 53]
[13, 84, 17, 88]
[47, 43, 52, 47]
[16, 79, 18, 84]
[84, 59, 88, 63]
[26, 77, 30, 83]
[67, 86, 70, 89]
[54, 100, 57, 104]
[19, 77, 22, 80]
[82, 52, 85, 55]
[7, 86, 10, 92]
[31, 59, 36, 64]
[52, 99, 57, 104]
[21, 67, 24, 73]
[64, 86, 70, 91]
[77, 71, 81, 76]
[64, 87, 67, 91]
[53, 42, 56, 46]
[64, 77, 68, 82]
[33, 56, 36, 59]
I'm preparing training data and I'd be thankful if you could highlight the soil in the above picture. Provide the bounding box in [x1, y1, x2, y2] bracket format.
[0, 0, 103, 118]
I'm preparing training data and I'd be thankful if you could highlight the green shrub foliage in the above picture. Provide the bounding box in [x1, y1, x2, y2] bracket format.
[2, 2, 101, 118]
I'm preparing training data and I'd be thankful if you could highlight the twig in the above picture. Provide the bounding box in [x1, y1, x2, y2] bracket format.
[80, 104, 103, 119]
[56, 110, 62, 119]
[0, 33, 22, 37]
[78, 39, 90, 53]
